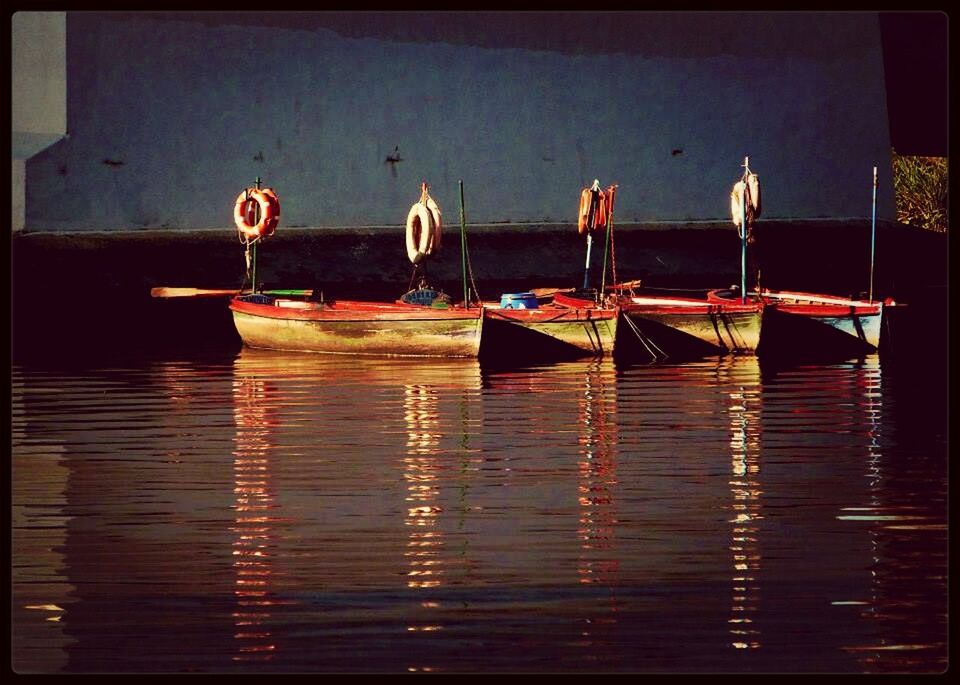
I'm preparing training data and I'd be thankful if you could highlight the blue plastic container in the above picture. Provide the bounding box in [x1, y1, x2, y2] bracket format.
[499, 292, 539, 309]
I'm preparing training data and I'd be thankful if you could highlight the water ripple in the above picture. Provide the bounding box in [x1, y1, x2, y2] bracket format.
[11, 351, 946, 673]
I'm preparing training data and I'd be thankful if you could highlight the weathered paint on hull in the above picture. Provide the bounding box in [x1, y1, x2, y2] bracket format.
[753, 290, 884, 358]
[482, 308, 618, 359]
[759, 307, 883, 358]
[815, 312, 882, 349]
[623, 309, 762, 355]
[618, 293, 762, 361]
[231, 306, 483, 357]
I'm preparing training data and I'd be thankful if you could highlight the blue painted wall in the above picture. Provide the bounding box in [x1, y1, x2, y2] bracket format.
[24, 12, 895, 231]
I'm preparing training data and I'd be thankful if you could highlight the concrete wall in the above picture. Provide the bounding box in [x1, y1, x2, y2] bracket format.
[12, 12, 66, 135]
[12, 11, 66, 232]
[13, 159, 25, 232]
[22, 12, 895, 232]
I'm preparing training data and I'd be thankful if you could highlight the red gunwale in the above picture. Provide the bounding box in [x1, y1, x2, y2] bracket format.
[706, 289, 882, 318]
[483, 306, 617, 323]
[229, 296, 482, 322]
[484, 292, 618, 322]
[622, 293, 761, 316]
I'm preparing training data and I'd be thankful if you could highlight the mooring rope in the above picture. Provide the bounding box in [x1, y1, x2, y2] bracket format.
[463, 232, 482, 305]
[621, 312, 668, 362]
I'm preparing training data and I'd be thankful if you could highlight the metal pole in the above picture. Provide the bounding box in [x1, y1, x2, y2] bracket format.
[740, 157, 748, 304]
[600, 209, 612, 298]
[251, 241, 258, 293]
[583, 182, 600, 291]
[583, 234, 594, 291]
[459, 180, 468, 308]
[253, 177, 262, 293]
[869, 166, 877, 303]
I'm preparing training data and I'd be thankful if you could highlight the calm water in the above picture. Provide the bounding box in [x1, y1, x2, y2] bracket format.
[11, 349, 948, 673]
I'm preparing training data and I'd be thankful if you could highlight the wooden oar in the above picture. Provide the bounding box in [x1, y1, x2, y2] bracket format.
[151, 287, 313, 299]
[151, 287, 238, 298]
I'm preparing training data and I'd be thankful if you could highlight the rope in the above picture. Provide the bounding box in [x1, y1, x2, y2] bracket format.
[609, 213, 617, 296]
[407, 263, 420, 292]
[237, 234, 261, 291]
[463, 229, 481, 305]
[622, 312, 668, 362]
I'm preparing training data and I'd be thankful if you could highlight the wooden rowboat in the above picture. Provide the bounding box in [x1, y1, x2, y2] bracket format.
[707, 288, 888, 357]
[229, 293, 483, 357]
[618, 291, 762, 360]
[479, 291, 618, 361]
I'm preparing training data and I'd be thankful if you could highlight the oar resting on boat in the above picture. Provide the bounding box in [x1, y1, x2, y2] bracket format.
[150, 287, 313, 299]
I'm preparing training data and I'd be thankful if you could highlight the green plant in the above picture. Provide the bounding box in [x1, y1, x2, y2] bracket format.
[891, 149, 948, 232]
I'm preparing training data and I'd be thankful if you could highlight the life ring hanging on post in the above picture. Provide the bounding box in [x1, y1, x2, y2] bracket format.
[234, 187, 280, 240]
[418, 181, 442, 251]
[578, 181, 611, 235]
[730, 173, 760, 236]
[258, 187, 280, 236]
[405, 201, 435, 264]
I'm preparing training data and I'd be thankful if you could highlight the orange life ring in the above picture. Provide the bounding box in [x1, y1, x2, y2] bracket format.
[405, 202, 435, 264]
[234, 188, 280, 239]
[258, 187, 280, 237]
[578, 188, 591, 234]
[578, 187, 609, 234]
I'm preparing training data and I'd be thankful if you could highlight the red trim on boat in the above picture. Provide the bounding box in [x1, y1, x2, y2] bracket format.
[622, 293, 761, 315]
[707, 289, 882, 317]
[229, 297, 482, 322]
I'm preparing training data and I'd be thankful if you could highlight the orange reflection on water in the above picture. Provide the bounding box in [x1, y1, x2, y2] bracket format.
[726, 370, 763, 651]
[402, 380, 447, 666]
[403, 384, 444, 592]
[231, 372, 279, 663]
[575, 363, 620, 654]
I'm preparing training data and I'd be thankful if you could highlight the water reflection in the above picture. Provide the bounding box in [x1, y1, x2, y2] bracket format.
[402, 382, 445, 591]
[723, 361, 763, 651]
[10, 351, 947, 673]
[399, 363, 486, 672]
[230, 357, 289, 664]
[575, 362, 620, 654]
[835, 358, 948, 671]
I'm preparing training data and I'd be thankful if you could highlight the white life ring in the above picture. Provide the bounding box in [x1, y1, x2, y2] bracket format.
[424, 196, 442, 250]
[405, 202, 435, 264]
[731, 174, 761, 229]
[730, 181, 746, 228]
